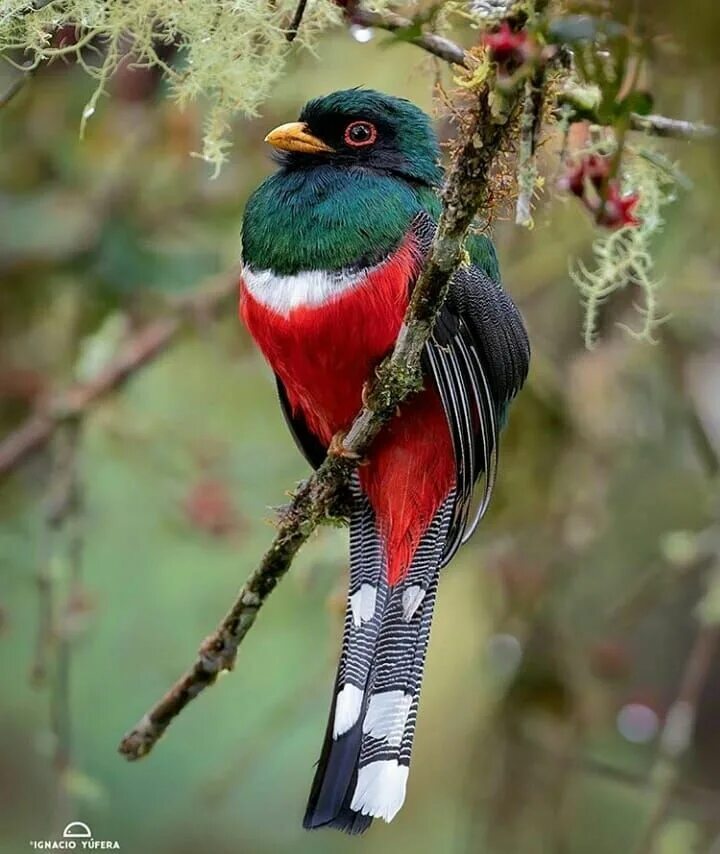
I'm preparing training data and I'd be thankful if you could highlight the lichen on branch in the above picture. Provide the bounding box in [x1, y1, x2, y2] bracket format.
[568, 143, 679, 348]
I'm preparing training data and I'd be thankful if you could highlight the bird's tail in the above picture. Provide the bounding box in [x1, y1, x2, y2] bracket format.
[303, 479, 454, 834]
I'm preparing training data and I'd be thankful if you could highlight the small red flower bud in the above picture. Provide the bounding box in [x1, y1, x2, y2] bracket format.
[584, 155, 611, 190]
[483, 22, 530, 66]
[560, 161, 586, 197]
[560, 155, 610, 196]
[560, 155, 641, 230]
[596, 184, 641, 229]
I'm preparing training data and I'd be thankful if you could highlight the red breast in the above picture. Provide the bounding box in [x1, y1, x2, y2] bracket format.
[240, 237, 455, 584]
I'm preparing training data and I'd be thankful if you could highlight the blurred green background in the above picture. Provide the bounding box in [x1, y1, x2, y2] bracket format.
[1, 5, 720, 853]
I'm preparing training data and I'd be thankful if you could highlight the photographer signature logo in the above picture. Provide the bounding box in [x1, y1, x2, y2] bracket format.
[29, 821, 120, 850]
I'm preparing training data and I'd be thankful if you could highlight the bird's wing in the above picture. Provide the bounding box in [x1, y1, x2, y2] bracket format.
[276, 376, 327, 469]
[274, 209, 531, 561]
[412, 212, 530, 564]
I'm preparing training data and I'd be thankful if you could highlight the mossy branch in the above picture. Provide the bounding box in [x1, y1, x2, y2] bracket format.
[117, 69, 525, 762]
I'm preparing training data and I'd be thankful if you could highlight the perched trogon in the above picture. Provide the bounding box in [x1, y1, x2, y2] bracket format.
[239, 88, 530, 834]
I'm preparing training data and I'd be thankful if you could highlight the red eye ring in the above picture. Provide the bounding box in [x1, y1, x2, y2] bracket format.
[344, 121, 377, 148]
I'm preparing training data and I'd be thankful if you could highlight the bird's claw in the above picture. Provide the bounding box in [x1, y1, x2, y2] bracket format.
[361, 381, 372, 408]
[328, 432, 364, 462]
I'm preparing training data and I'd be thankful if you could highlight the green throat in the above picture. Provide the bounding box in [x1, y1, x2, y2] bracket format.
[242, 165, 439, 275]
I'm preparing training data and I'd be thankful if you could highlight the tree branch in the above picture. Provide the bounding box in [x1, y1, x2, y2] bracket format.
[284, 0, 308, 43]
[0, 275, 237, 478]
[629, 113, 717, 140]
[515, 66, 546, 226]
[348, 7, 469, 68]
[635, 622, 720, 854]
[118, 71, 526, 761]
[348, 7, 716, 141]
[0, 72, 30, 109]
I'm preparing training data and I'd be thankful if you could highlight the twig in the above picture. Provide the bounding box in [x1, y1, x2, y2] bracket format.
[515, 66, 546, 226]
[285, 0, 308, 42]
[31, 559, 54, 685]
[630, 113, 717, 140]
[557, 91, 716, 141]
[604, 529, 719, 632]
[118, 62, 526, 762]
[0, 275, 237, 478]
[528, 745, 720, 820]
[663, 328, 720, 478]
[632, 336, 720, 853]
[346, 8, 716, 140]
[635, 623, 720, 854]
[40, 416, 84, 832]
[348, 7, 469, 68]
[31, 418, 85, 685]
[0, 72, 30, 108]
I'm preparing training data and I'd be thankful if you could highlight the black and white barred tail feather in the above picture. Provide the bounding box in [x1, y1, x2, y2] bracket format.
[303, 488, 454, 833]
[285, 213, 529, 833]
[303, 478, 384, 833]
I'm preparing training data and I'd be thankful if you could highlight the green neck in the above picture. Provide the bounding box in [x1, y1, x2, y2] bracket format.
[242, 165, 437, 276]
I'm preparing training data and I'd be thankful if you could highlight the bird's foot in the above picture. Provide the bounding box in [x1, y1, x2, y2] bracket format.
[328, 431, 364, 462]
[361, 380, 372, 408]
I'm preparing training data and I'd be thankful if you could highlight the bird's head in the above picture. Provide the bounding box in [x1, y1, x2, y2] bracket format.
[264, 88, 442, 188]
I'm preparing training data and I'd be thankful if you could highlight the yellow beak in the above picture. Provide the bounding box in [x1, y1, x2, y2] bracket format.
[264, 122, 333, 155]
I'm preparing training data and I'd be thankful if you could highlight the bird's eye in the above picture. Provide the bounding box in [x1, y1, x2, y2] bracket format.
[344, 121, 377, 148]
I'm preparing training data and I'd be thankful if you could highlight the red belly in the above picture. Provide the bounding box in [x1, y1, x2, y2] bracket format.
[240, 241, 455, 583]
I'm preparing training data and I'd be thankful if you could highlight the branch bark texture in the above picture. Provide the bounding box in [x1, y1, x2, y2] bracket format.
[349, 7, 469, 68]
[0, 276, 236, 477]
[118, 74, 525, 761]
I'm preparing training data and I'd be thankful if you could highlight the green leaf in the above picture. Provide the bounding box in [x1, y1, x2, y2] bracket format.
[618, 90, 654, 118]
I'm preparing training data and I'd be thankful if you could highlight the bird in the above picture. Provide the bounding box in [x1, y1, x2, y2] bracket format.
[239, 88, 530, 834]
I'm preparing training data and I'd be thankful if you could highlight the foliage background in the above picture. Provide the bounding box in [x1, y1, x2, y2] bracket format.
[1, 3, 720, 852]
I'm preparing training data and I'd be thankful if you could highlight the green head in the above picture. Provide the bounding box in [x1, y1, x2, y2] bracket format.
[242, 90, 444, 275]
[266, 88, 443, 188]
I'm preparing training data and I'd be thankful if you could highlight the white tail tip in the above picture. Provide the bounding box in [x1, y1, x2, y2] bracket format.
[350, 760, 409, 822]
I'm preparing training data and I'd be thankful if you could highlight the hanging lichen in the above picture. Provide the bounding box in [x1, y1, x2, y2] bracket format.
[569, 144, 679, 349]
[0, 0, 379, 173]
